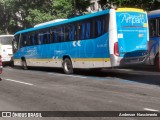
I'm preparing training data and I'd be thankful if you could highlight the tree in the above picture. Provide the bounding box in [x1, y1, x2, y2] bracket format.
[0, 0, 15, 34]
[72, 0, 90, 16]
[2, 0, 160, 34]
[14, 0, 90, 28]
[0, 0, 91, 34]
[13, 0, 47, 28]
[51, 0, 73, 18]
[151, 0, 160, 10]
[100, 0, 157, 11]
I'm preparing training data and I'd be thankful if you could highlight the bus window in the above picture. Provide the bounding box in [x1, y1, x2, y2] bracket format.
[47, 31, 50, 43]
[78, 21, 92, 40]
[94, 15, 109, 38]
[51, 29, 57, 43]
[158, 19, 160, 36]
[51, 27, 64, 42]
[57, 27, 64, 42]
[26, 34, 30, 46]
[20, 34, 27, 47]
[38, 33, 44, 45]
[95, 19, 105, 37]
[149, 19, 157, 37]
[13, 35, 19, 53]
[43, 33, 47, 44]
[31, 34, 35, 45]
[43, 31, 50, 44]
[86, 22, 91, 39]
[65, 24, 76, 41]
[0, 37, 12, 45]
[34, 33, 38, 45]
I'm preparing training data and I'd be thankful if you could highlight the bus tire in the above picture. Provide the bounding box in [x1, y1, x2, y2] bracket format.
[21, 59, 28, 70]
[62, 58, 73, 74]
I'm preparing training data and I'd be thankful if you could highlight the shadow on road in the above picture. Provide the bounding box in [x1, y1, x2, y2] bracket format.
[73, 65, 160, 86]
[79, 65, 160, 86]
[8, 65, 160, 86]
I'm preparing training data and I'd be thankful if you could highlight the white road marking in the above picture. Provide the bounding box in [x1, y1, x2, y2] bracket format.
[48, 73, 87, 79]
[144, 108, 159, 112]
[68, 75, 87, 79]
[4, 79, 34, 86]
[48, 73, 63, 76]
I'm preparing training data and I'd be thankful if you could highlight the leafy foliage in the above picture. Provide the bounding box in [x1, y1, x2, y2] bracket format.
[0, 0, 91, 34]
[0, 0, 15, 34]
[51, 0, 73, 18]
[0, 0, 160, 34]
[101, 0, 160, 11]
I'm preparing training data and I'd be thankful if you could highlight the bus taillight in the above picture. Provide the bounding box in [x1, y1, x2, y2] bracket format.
[114, 42, 119, 56]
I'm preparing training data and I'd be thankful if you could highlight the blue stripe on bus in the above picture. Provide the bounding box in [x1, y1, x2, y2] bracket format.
[148, 14, 160, 19]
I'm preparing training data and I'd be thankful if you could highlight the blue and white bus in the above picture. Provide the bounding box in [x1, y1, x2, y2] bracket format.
[13, 8, 149, 74]
[147, 10, 160, 71]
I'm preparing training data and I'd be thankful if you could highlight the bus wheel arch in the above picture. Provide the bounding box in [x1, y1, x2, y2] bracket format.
[155, 52, 160, 71]
[21, 57, 28, 70]
[62, 56, 73, 74]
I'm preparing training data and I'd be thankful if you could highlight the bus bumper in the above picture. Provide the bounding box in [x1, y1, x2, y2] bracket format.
[110, 54, 148, 67]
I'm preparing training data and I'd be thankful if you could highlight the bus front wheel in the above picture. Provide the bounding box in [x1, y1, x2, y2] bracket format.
[63, 58, 73, 74]
[21, 60, 28, 70]
[155, 54, 160, 72]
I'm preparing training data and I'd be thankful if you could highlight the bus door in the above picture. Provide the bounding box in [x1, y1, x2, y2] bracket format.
[116, 10, 148, 63]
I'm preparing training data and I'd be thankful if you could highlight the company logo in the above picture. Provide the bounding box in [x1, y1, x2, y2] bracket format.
[2, 112, 12, 117]
[119, 13, 145, 25]
[1, 112, 42, 118]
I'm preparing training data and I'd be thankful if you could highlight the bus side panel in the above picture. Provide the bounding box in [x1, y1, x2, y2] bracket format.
[13, 10, 112, 69]
[14, 44, 62, 67]
[59, 33, 110, 69]
[14, 33, 111, 69]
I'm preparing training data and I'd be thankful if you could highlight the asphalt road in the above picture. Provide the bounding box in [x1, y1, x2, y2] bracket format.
[0, 65, 160, 120]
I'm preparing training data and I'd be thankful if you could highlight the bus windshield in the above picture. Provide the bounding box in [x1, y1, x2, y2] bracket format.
[0, 37, 13, 45]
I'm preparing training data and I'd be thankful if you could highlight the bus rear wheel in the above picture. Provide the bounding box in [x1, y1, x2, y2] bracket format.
[155, 54, 160, 72]
[21, 60, 28, 70]
[63, 58, 73, 74]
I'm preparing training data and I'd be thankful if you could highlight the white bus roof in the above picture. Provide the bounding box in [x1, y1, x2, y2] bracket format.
[148, 9, 160, 15]
[0, 35, 14, 37]
[34, 19, 68, 28]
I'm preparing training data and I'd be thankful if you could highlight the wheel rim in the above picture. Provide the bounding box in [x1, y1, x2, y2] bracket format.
[63, 58, 73, 74]
[64, 62, 71, 72]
